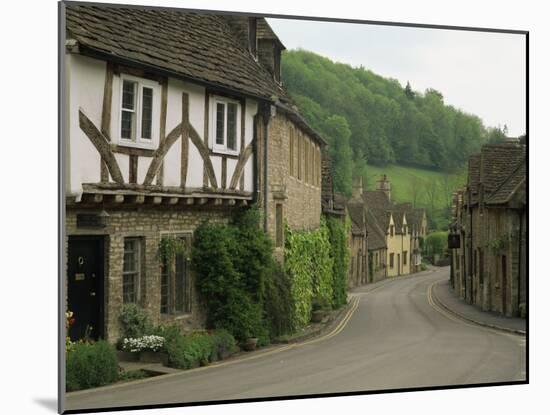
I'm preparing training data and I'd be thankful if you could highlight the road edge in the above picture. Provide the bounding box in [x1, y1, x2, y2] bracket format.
[430, 279, 526, 336]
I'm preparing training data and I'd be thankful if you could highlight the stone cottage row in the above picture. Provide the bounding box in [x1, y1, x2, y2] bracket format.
[322, 162, 428, 289]
[449, 139, 526, 318]
[63, 4, 427, 342]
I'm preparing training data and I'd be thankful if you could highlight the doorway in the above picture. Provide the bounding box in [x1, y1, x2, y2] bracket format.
[67, 236, 105, 341]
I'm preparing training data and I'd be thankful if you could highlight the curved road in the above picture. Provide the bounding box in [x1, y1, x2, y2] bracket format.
[66, 267, 526, 411]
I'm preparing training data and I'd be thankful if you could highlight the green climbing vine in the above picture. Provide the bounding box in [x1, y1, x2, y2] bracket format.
[284, 218, 334, 330]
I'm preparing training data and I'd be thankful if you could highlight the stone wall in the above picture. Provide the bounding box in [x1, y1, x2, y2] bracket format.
[452, 200, 526, 318]
[265, 112, 322, 257]
[66, 204, 237, 342]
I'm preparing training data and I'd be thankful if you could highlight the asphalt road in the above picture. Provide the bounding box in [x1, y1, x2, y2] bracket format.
[65, 267, 526, 411]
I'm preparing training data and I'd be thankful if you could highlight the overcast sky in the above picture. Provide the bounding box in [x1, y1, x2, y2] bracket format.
[267, 18, 526, 137]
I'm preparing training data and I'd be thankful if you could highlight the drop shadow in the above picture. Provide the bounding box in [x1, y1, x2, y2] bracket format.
[34, 398, 58, 413]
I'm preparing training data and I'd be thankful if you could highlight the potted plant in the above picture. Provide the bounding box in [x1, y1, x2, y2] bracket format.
[243, 337, 258, 351]
[122, 335, 168, 365]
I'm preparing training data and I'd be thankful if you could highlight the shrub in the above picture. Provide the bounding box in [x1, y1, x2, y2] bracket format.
[425, 231, 448, 258]
[165, 331, 216, 369]
[192, 208, 272, 343]
[211, 329, 238, 359]
[66, 341, 119, 392]
[284, 220, 335, 330]
[118, 304, 152, 340]
[264, 262, 293, 338]
[326, 216, 351, 308]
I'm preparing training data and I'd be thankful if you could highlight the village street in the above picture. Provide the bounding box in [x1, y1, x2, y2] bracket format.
[66, 267, 526, 411]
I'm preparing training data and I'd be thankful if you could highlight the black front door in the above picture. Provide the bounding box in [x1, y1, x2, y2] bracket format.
[67, 236, 104, 341]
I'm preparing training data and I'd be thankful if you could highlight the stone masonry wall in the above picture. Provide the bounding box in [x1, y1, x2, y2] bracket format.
[66, 205, 236, 342]
[266, 112, 322, 258]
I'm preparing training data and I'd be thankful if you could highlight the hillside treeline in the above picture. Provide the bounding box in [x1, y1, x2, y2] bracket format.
[282, 49, 507, 196]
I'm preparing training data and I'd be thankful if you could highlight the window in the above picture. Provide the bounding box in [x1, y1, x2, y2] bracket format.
[403, 251, 408, 266]
[389, 253, 394, 269]
[275, 204, 283, 247]
[211, 96, 241, 154]
[123, 238, 141, 304]
[160, 235, 192, 315]
[119, 75, 158, 146]
[390, 225, 394, 237]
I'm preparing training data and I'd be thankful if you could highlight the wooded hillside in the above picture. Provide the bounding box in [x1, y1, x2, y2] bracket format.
[282, 49, 507, 197]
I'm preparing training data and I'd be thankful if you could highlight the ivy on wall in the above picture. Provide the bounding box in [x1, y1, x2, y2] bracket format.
[284, 218, 335, 330]
[326, 216, 351, 308]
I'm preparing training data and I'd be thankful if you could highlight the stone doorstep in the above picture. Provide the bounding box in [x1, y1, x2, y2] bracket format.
[119, 361, 181, 375]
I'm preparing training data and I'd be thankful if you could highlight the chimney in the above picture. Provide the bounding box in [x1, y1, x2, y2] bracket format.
[256, 19, 285, 83]
[352, 176, 363, 200]
[377, 174, 391, 200]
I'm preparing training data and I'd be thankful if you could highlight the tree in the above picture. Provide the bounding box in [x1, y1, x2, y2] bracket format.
[323, 115, 353, 196]
[404, 81, 415, 100]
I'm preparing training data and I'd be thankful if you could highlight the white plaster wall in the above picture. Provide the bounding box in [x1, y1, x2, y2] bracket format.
[211, 156, 221, 188]
[114, 153, 129, 183]
[67, 54, 106, 195]
[163, 79, 209, 188]
[137, 156, 152, 184]
[163, 140, 181, 187]
[244, 158, 253, 192]
[67, 54, 257, 194]
[244, 99, 258, 147]
[186, 143, 204, 188]
[227, 158, 237, 187]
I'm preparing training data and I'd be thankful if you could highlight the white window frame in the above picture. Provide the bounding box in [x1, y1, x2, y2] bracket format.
[209, 95, 241, 156]
[117, 74, 160, 150]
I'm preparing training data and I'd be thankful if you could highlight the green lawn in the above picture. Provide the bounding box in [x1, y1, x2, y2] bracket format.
[364, 164, 466, 229]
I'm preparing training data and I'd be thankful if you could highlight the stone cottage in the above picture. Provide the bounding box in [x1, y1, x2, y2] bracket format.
[347, 177, 368, 288]
[63, 4, 325, 341]
[361, 176, 424, 278]
[449, 141, 526, 317]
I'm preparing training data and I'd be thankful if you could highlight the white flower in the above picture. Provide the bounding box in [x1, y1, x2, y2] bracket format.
[122, 335, 165, 352]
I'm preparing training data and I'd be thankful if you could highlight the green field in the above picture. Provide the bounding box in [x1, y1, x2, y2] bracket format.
[364, 164, 466, 229]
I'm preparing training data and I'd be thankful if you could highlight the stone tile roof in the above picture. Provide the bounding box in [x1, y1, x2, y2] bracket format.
[467, 143, 526, 206]
[347, 203, 365, 236]
[65, 4, 286, 102]
[479, 143, 526, 194]
[362, 190, 393, 233]
[486, 160, 526, 205]
[362, 190, 392, 211]
[366, 207, 387, 250]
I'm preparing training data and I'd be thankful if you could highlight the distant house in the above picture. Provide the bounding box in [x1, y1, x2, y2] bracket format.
[362, 175, 424, 278]
[395, 203, 427, 273]
[450, 141, 526, 317]
[347, 177, 368, 288]
[63, 5, 325, 341]
[365, 207, 387, 282]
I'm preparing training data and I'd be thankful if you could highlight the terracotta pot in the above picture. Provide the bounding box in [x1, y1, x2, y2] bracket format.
[243, 338, 258, 351]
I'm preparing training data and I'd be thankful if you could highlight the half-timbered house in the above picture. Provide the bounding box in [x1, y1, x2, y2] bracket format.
[63, 4, 325, 341]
